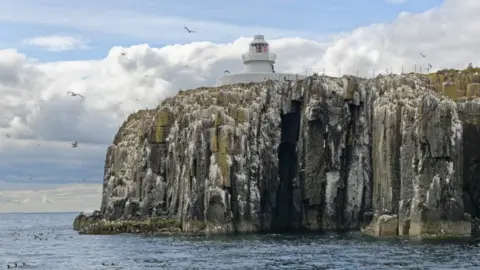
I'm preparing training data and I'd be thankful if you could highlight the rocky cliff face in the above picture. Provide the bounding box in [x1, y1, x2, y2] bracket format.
[77, 71, 480, 237]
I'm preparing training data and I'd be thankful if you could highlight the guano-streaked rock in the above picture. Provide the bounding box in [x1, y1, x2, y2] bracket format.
[74, 72, 480, 238]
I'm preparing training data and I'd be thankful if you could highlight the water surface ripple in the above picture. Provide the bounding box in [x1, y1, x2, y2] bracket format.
[1, 213, 479, 269]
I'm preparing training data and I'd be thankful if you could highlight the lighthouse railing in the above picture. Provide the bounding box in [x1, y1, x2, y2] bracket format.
[242, 52, 276, 63]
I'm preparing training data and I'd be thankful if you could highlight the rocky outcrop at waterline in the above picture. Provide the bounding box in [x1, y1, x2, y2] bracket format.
[74, 70, 480, 237]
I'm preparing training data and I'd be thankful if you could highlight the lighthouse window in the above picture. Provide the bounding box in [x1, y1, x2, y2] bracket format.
[256, 44, 262, 53]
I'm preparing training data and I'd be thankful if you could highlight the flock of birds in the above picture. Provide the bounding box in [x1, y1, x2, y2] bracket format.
[2, 26, 465, 269]
[2, 25, 201, 269]
[5, 227, 118, 268]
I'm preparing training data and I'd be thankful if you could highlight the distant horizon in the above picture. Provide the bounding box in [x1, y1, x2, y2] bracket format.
[0, 211, 83, 214]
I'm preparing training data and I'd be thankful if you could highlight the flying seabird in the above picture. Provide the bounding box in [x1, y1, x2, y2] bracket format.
[428, 63, 432, 68]
[420, 53, 426, 58]
[71, 141, 78, 148]
[224, 70, 230, 74]
[66, 91, 85, 99]
[184, 26, 195, 33]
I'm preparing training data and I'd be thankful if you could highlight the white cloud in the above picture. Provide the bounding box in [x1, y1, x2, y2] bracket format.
[1, 0, 479, 212]
[22, 35, 89, 51]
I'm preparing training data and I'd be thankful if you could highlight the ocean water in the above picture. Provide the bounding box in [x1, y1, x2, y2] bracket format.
[0, 213, 480, 269]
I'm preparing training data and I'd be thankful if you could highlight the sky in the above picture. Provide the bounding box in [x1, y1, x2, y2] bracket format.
[0, 0, 478, 212]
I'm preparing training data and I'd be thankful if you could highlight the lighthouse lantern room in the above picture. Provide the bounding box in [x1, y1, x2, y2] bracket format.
[242, 35, 276, 73]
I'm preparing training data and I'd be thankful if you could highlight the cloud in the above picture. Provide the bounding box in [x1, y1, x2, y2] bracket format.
[22, 35, 89, 51]
[1, 0, 479, 212]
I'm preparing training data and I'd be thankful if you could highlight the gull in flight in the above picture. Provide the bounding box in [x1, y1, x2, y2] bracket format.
[71, 141, 78, 148]
[67, 91, 85, 99]
[420, 52, 426, 58]
[224, 70, 230, 74]
[184, 26, 195, 33]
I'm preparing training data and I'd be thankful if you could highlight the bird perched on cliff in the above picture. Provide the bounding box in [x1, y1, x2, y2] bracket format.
[66, 91, 85, 99]
[71, 141, 78, 148]
[420, 52, 426, 57]
[184, 26, 195, 33]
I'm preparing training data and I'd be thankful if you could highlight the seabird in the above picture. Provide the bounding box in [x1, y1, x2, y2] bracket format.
[428, 63, 432, 68]
[224, 70, 230, 74]
[66, 91, 85, 99]
[71, 141, 78, 148]
[184, 26, 195, 33]
[420, 53, 425, 58]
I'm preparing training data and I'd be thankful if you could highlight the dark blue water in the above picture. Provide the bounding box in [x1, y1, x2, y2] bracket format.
[0, 213, 479, 269]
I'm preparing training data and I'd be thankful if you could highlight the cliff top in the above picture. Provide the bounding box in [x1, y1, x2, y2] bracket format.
[112, 67, 480, 147]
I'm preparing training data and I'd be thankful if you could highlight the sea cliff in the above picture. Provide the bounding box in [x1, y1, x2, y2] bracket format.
[74, 69, 480, 238]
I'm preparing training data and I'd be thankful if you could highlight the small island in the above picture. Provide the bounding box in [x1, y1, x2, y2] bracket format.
[73, 35, 480, 238]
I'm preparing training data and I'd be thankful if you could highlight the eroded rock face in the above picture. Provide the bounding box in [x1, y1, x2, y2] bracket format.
[76, 73, 480, 237]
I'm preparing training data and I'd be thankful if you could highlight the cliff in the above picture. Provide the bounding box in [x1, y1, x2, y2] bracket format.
[74, 69, 480, 237]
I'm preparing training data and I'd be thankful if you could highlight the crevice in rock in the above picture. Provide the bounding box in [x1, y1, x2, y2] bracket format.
[391, 105, 402, 215]
[230, 157, 239, 232]
[273, 100, 302, 231]
[338, 103, 358, 228]
[361, 101, 374, 222]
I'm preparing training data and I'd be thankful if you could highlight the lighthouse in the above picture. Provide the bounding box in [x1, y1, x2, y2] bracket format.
[215, 34, 305, 86]
[243, 35, 276, 73]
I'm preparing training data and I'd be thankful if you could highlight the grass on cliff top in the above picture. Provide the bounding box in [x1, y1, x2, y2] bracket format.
[423, 65, 480, 100]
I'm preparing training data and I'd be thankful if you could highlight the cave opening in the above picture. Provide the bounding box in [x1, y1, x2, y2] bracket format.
[273, 100, 302, 232]
[462, 123, 480, 222]
[206, 195, 226, 225]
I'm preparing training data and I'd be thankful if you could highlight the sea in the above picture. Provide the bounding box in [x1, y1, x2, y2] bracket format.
[0, 213, 479, 269]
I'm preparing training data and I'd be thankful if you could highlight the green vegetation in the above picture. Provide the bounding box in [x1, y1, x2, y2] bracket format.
[426, 65, 480, 100]
[78, 217, 182, 235]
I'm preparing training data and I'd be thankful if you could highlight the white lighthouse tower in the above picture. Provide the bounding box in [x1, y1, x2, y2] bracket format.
[215, 34, 305, 86]
[243, 34, 276, 73]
